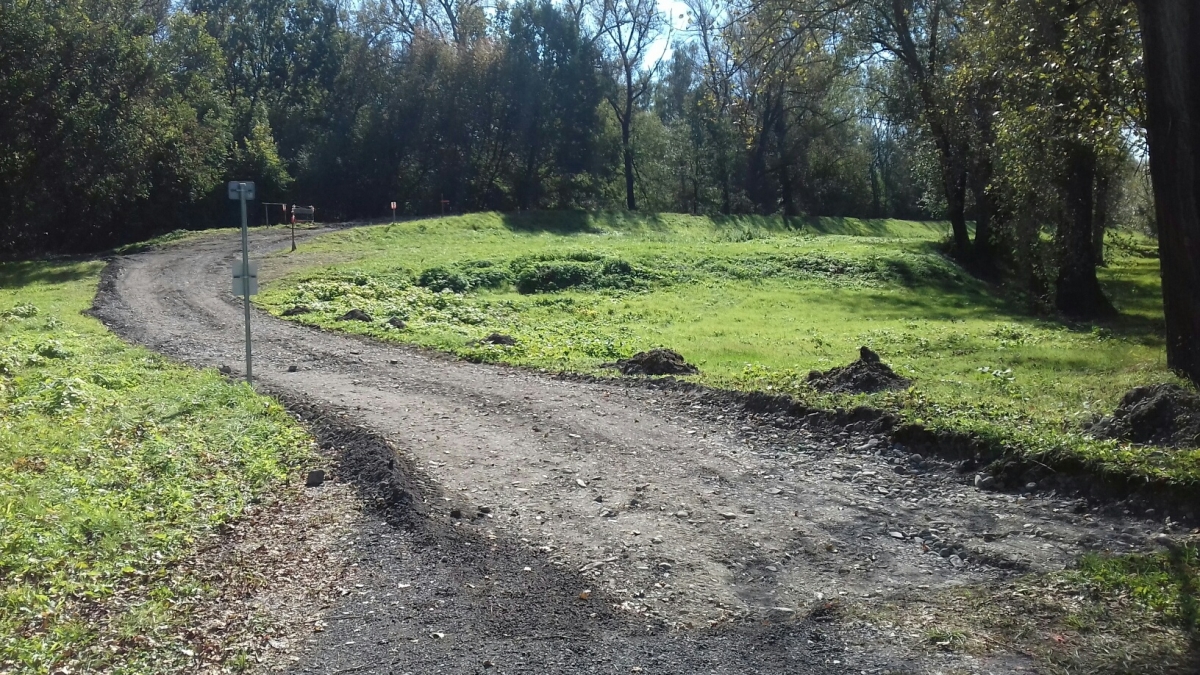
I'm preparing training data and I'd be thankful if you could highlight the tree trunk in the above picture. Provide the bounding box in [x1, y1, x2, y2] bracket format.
[622, 68, 636, 211]
[869, 161, 883, 217]
[943, 162, 969, 256]
[971, 177, 993, 274]
[1093, 168, 1110, 266]
[1016, 196, 1043, 312]
[1055, 142, 1115, 318]
[774, 100, 797, 217]
[1136, 0, 1200, 384]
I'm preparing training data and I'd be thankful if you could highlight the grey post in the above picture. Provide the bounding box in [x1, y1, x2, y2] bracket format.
[242, 186, 252, 382]
[229, 181, 256, 383]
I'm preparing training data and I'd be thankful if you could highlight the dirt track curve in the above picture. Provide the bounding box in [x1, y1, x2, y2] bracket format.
[92, 226, 1156, 674]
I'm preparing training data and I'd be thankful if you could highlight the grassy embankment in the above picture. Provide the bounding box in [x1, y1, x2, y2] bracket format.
[0, 261, 313, 673]
[259, 211, 1195, 483]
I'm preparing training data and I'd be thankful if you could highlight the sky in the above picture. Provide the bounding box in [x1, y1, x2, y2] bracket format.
[649, 0, 695, 64]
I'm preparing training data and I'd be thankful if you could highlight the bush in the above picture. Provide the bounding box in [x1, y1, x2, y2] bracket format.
[510, 253, 652, 294]
[418, 266, 472, 293]
[514, 260, 601, 293]
[417, 262, 512, 293]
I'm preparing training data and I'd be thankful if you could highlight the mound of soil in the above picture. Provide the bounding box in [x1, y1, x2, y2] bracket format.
[614, 348, 699, 376]
[387, 317, 407, 330]
[282, 305, 312, 316]
[338, 309, 372, 322]
[807, 346, 911, 394]
[480, 332, 517, 346]
[1091, 384, 1200, 447]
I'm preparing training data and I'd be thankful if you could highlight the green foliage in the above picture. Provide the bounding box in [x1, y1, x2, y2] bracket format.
[0, 0, 232, 254]
[0, 261, 312, 672]
[1074, 545, 1200, 631]
[261, 213, 1196, 485]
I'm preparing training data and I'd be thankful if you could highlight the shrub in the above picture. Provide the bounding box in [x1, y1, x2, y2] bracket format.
[418, 266, 472, 293]
[417, 262, 511, 293]
[514, 260, 600, 293]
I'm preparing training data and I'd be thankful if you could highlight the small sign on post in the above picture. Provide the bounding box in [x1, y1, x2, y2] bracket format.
[228, 182, 255, 201]
[229, 181, 255, 383]
[390, 201, 397, 222]
[232, 261, 259, 296]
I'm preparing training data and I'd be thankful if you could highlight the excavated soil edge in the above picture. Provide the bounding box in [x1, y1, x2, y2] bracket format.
[806, 347, 911, 394]
[551, 372, 1200, 523]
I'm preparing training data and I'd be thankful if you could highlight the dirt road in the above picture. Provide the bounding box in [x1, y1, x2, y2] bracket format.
[92, 226, 1156, 674]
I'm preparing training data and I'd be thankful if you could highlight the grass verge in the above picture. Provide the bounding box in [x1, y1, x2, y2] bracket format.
[0, 260, 314, 673]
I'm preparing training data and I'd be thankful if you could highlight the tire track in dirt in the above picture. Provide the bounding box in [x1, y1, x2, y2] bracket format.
[92, 226, 1157, 674]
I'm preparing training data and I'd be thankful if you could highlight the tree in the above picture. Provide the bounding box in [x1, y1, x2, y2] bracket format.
[0, 0, 230, 254]
[594, 0, 665, 210]
[1133, 0, 1200, 383]
[858, 0, 975, 259]
[964, 0, 1139, 317]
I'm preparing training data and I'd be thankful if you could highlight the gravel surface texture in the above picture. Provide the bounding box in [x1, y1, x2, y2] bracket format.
[90, 226, 1168, 674]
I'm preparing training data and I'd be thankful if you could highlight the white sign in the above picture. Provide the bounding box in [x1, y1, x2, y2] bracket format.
[390, 201, 397, 210]
[228, 181, 256, 200]
[232, 261, 259, 296]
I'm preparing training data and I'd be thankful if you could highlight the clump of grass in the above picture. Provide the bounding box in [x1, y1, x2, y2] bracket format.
[0, 261, 313, 673]
[924, 627, 968, 650]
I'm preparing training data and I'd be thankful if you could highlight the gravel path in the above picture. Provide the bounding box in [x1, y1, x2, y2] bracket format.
[91, 226, 1159, 674]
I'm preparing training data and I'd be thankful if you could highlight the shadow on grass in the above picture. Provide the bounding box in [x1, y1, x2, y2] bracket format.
[500, 211, 953, 239]
[1051, 267, 1169, 345]
[805, 216, 943, 237]
[499, 210, 609, 234]
[1167, 544, 1200, 673]
[832, 284, 1021, 323]
[0, 260, 97, 290]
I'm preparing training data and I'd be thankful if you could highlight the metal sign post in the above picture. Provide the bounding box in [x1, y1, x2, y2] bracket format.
[391, 201, 396, 222]
[228, 181, 256, 383]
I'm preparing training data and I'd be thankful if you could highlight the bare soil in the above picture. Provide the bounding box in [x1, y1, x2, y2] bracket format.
[90, 226, 1184, 674]
[1091, 383, 1200, 448]
[612, 348, 699, 376]
[807, 347, 911, 394]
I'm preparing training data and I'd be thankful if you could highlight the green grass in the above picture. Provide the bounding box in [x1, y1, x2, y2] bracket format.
[1074, 544, 1200, 631]
[257, 211, 1198, 485]
[0, 261, 313, 673]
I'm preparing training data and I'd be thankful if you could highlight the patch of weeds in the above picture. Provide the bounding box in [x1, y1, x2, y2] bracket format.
[417, 261, 509, 293]
[863, 567, 1199, 674]
[1073, 544, 1200, 630]
[113, 229, 195, 254]
[924, 627, 968, 651]
[510, 252, 657, 294]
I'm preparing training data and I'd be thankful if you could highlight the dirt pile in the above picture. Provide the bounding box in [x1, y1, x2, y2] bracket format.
[1091, 384, 1200, 447]
[337, 308, 372, 322]
[480, 332, 517, 346]
[807, 346, 911, 394]
[613, 348, 699, 376]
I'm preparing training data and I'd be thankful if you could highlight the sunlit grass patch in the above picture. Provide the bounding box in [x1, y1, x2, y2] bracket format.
[0, 260, 313, 673]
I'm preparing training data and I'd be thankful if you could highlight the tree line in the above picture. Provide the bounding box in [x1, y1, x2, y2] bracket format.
[1, 0, 1198, 384]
